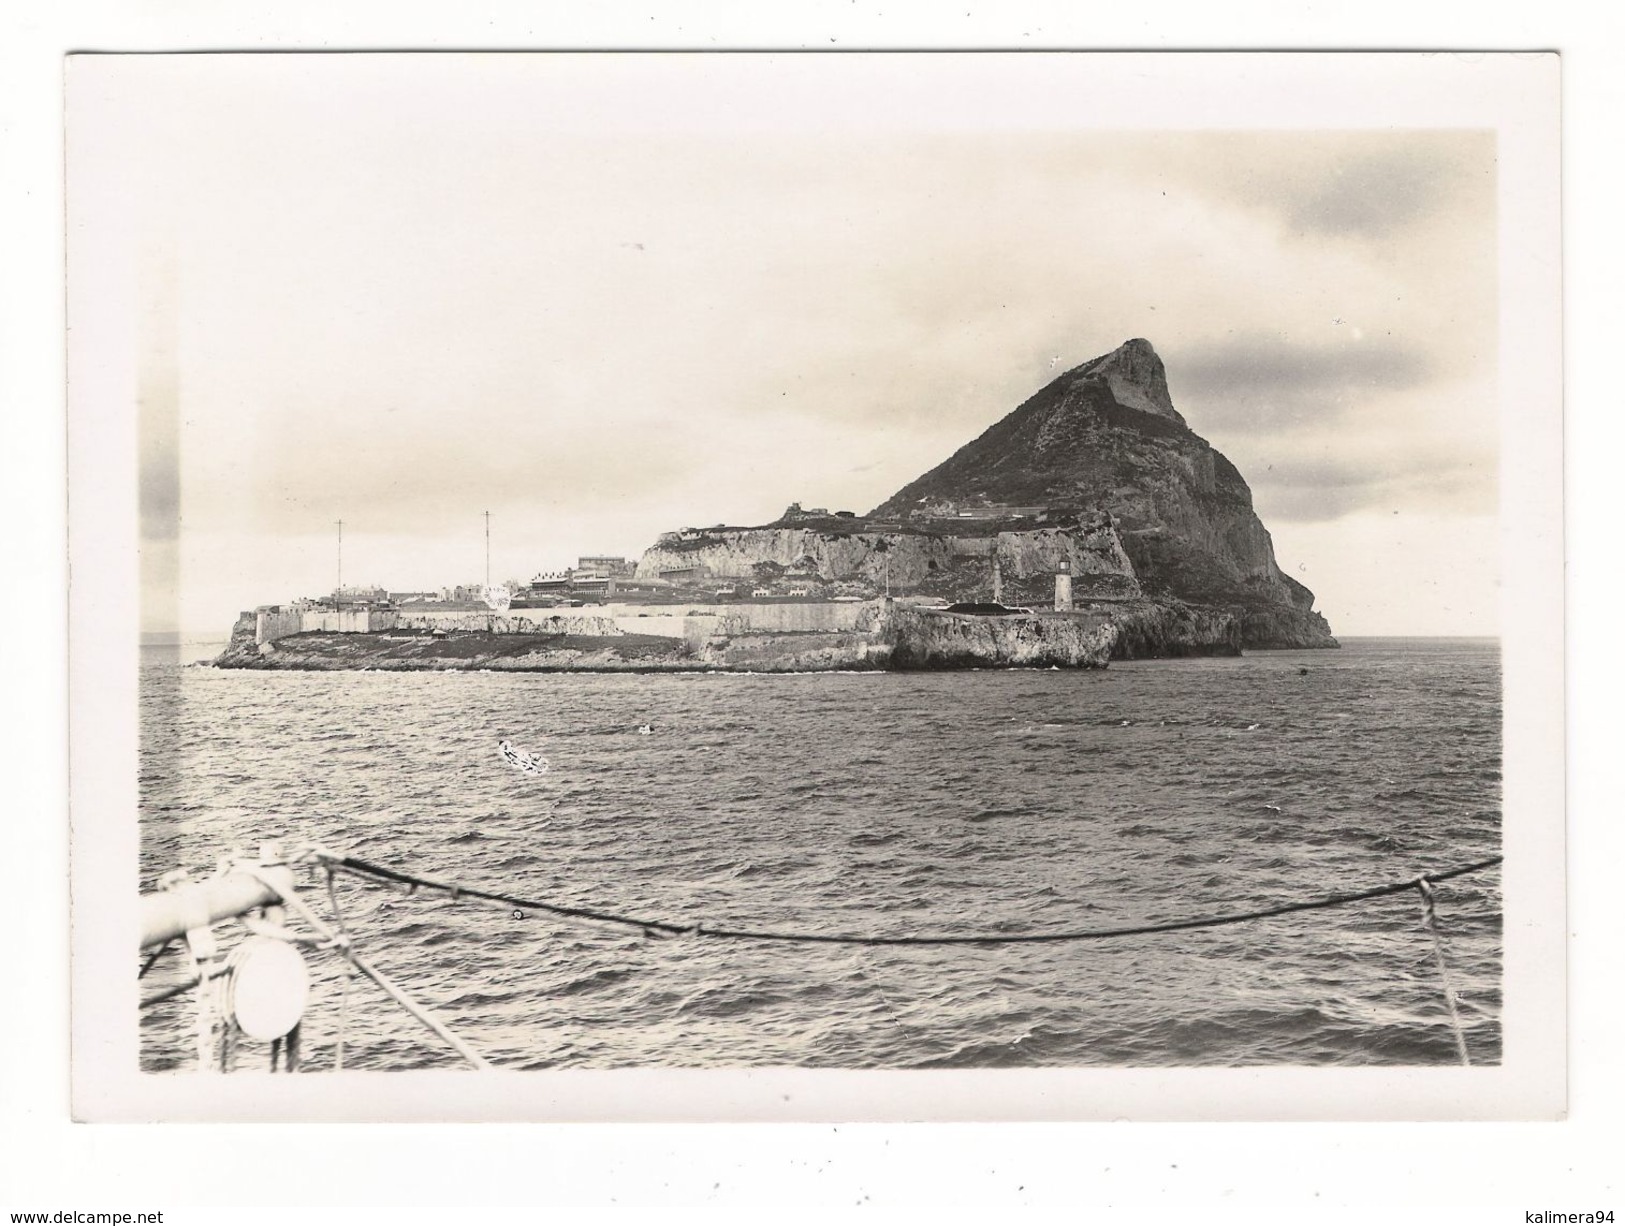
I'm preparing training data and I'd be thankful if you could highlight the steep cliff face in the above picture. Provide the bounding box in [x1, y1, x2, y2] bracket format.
[1107, 601, 1243, 660]
[872, 338, 1335, 649]
[636, 527, 958, 586]
[634, 513, 1142, 597]
[995, 520, 1137, 582]
[878, 606, 1118, 670]
[216, 612, 261, 666]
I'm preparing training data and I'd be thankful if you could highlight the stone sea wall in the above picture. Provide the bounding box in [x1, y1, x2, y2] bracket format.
[395, 610, 624, 636]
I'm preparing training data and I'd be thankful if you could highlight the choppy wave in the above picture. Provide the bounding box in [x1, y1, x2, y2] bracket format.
[138, 638, 1502, 1070]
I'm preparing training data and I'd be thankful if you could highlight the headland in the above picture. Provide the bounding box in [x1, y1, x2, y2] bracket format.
[213, 338, 1336, 674]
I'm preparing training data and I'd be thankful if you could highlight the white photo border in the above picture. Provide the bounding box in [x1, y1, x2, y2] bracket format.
[65, 49, 1563, 1123]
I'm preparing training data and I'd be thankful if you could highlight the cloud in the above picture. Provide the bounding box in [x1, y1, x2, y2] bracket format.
[1152, 130, 1497, 244]
[101, 73, 1500, 633]
[1248, 453, 1496, 523]
[1211, 375, 1499, 526]
[1177, 333, 1435, 395]
[1284, 146, 1465, 238]
[1168, 333, 1438, 434]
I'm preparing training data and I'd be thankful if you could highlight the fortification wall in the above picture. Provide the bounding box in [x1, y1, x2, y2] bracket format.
[609, 614, 687, 638]
[682, 614, 719, 648]
[253, 600, 871, 646]
[591, 600, 873, 633]
[737, 602, 868, 632]
[306, 609, 400, 634]
[395, 610, 623, 636]
[255, 608, 305, 645]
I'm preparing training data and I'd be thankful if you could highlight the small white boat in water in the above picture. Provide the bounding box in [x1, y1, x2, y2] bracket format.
[499, 739, 549, 775]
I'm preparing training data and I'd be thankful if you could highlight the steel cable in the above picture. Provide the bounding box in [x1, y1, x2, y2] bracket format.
[319, 851, 1503, 948]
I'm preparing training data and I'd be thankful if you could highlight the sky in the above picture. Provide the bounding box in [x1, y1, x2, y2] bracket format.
[81, 56, 1500, 638]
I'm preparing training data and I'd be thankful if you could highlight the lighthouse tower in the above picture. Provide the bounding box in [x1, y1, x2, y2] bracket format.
[1054, 559, 1074, 612]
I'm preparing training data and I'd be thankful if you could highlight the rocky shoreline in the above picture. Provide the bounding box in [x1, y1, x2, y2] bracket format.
[211, 595, 1310, 675]
[208, 338, 1341, 674]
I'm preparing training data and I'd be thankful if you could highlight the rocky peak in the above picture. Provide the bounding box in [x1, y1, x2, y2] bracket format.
[1074, 337, 1184, 425]
[867, 336, 1335, 649]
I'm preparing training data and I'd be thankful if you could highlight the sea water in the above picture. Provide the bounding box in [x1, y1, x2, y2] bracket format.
[137, 637, 1501, 1070]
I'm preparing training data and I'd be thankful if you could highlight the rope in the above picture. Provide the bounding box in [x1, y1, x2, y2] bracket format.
[334, 964, 351, 1072]
[178, 926, 221, 1072]
[851, 951, 910, 1036]
[1415, 878, 1472, 1066]
[138, 939, 173, 980]
[219, 1010, 237, 1073]
[139, 963, 228, 1010]
[194, 966, 216, 1070]
[240, 866, 492, 1071]
[318, 851, 1504, 948]
[325, 864, 354, 1072]
[139, 848, 1501, 1069]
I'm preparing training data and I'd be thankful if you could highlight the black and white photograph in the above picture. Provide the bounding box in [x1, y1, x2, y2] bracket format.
[64, 51, 1564, 1122]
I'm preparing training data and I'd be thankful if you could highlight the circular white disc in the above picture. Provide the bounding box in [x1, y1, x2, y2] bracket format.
[226, 936, 310, 1041]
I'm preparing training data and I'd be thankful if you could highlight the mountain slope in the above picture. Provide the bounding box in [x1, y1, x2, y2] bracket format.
[872, 338, 1335, 648]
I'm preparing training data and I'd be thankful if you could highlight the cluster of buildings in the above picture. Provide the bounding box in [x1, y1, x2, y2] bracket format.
[247, 516, 1092, 652]
[304, 583, 517, 611]
[516, 556, 651, 605]
[294, 556, 700, 614]
[275, 496, 1073, 623]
